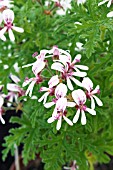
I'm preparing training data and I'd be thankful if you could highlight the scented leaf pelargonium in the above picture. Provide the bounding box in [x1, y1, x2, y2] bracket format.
[0, 0, 113, 170]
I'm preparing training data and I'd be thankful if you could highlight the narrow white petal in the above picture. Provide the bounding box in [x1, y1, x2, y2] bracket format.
[10, 74, 20, 83]
[8, 29, 15, 41]
[93, 95, 103, 106]
[98, 0, 108, 6]
[0, 116, 5, 124]
[92, 85, 100, 94]
[51, 62, 64, 72]
[38, 92, 49, 104]
[91, 97, 95, 109]
[72, 54, 81, 64]
[47, 117, 55, 123]
[73, 71, 87, 77]
[0, 96, 4, 107]
[44, 102, 55, 108]
[12, 26, 24, 33]
[67, 102, 75, 107]
[22, 63, 34, 68]
[86, 108, 96, 115]
[0, 27, 7, 37]
[107, 0, 112, 7]
[63, 115, 73, 126]
[81, 110, 86, 125]
[73, 109, 80, 123]
[39, 87, 49, 92]
[56, 116, 62, 130]
[70, 77, 83, 87]
[25, 81, 36, 97]
[75, 65, 89, 70]
[0, 35, 6, 41]
[67, 77, 73, 90]
[107, 11, 113, 17]
[22, 78, 33, 87]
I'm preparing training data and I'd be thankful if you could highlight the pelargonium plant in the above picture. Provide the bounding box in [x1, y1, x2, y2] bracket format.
[0, 0, 113, 170]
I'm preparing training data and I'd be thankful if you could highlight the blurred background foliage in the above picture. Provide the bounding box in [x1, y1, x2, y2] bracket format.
[0, 0, 113, 170]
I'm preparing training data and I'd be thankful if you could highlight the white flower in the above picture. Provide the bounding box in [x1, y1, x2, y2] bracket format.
[72, 89, 96, 125]
[98, 0, 112, 7]
[47, 97, 73, 130]
[38, 75, 59, 104]
[22, 51, 47, 76]
[82, 77, 103, 109]
[0, 9, 24, 41]
[44, 83, 68, 108]
[107, 11, 113, 17]
[0, 0, 13, 9]
[22, 75, 42, 97]
[51, 54, 88, 90]
[77, 0, 86, 6]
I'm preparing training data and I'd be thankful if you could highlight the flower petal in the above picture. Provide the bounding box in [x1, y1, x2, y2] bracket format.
[72, 71, 87, 77]
[47, 117, 55, 123]
[63, 115, 73, 126]
[12, 26, 24, 33]
[0, 27, 7, 38]
[22, 78, 33, 87]
[32, 60, 45, 76]
[38, 92, 49, 104]
[56, 97, 67, 112]
[93, 95, 103, 107]
[0, 96, 4, 107]
[81, 110, 86, 125]
[67, 102, 75, 107]
[10, 74, 20, 84]
[73, 109, 80, 123]
[56, 116, 62, 130]
[75, 65, 89, 70]
[86, 108, 96, 115]
[55, 83, 67, 98]
[98, 0, 108, 6]
[91, 97, 95, 109]
[48, 75, 59, 88]
[67, 77, 73, 90]
[82, 77, 93, 92]
[8, 29, 15, 41]
[70, 77, 83, 87]
[107, 11, 113, 17]
[51, 62, 64, 72]
[0, 115, 5, 124]
[72, 89, 86, 105]
[44, 102, 55, 108]
[25, 80, 36, 97]
[3, 9, 14, 23]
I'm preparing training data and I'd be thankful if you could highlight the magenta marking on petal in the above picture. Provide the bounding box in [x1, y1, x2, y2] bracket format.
[32, 52, 38, 57]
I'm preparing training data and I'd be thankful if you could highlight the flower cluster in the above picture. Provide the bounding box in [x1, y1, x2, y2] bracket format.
[0, 0, 24, 41]
[22, 46, 103, 130]
[0, 74, 25, 124]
